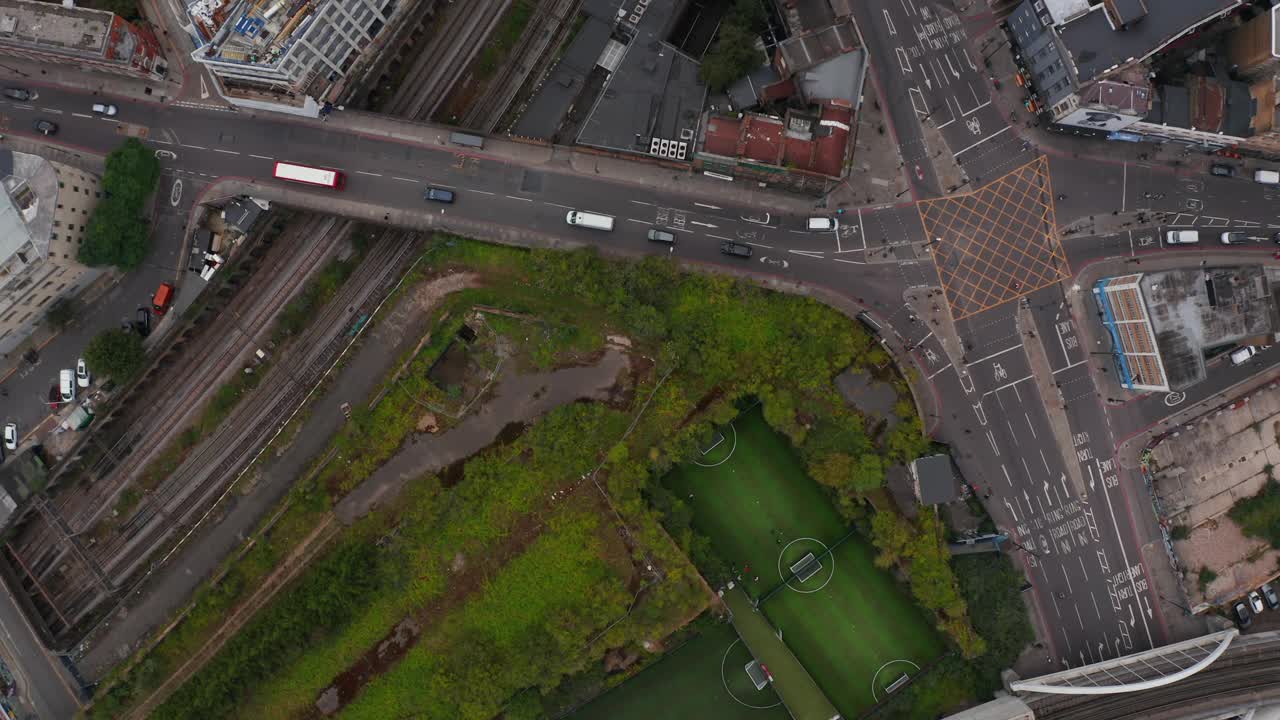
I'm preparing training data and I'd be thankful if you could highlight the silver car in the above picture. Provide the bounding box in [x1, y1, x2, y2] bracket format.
[2, 423, 15, 451]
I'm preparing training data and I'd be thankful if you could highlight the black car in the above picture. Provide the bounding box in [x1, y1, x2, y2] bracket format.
[1209, 164, 1236, 177]
[135, 307, 151, 337]
[1234, 600, 1252, 629]
[33, 119, 57, 136]
[720, 241, 752, 258]
[424, 187, 455, 203]
[2, 88, 31, 101]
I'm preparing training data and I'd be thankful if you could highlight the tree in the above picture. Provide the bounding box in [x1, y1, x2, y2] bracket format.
[45, 297, 78, 330]
[699, 22, 764, 93]
[84, 328, 146, 381]
[78, 139, 160, 270]
[1228, 479, 1280, 548]
[809, 452, 884, 494]
[870, 510, 911, 568]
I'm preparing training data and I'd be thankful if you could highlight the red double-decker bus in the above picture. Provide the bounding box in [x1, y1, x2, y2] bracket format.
[273, 161, 345, 189]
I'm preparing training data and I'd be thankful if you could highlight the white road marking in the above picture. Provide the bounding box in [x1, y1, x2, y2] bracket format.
[693, 202, 721, 210]
[953, 124, 1012, 157]
[394, 176, 420, 183]
[213, 148, 239, 155]
[625, 218, 650, 224]
[357, 171, 381, 177]
[789, 249, 823, 257]
[746, 241, 774, 249]
[72, 112, 92, 118]
[1025, 412, 1037, 439]
[543, 201, 573, 209]
[1002, 464, 1013, 486]
[39, 108, 63, 114]
[706, 234, 732, 241]
[833, 257, 866, 265]
[249, 154, 273, 160]
[181, 144, 207, 150]
[471, 190, 496, 195]
[1097, 462, 1156, 648]
[1079, 556, 1090, 581]
[1121, 162, 1127, 213]
[882, 9, 896, 34]
[966, 343, 1021, 366]
[629, 200, 652, 206]
[504, 194, 531, 201]
[1052, 359, 1088, 374]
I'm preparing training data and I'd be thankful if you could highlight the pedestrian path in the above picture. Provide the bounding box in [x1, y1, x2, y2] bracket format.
[724, 585, 840, 720]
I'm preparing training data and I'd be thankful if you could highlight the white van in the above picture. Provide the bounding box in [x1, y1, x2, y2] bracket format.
[1231, 346, 1259, 365]
[58, 369, 75, 403]
[565, 211, 614, 231]
[1165, 230, 1199, 244]
[807, 217, 838, 231]
[1255, 170, 1280, 185]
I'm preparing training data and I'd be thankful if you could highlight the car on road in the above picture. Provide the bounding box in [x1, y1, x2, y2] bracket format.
[1235, 600, 1253, 628]
[135, 307, 151, 337]
[1256, 170, 1280, 185]
[2, 88, 31, 101]
[646, 228, 676, 244]
[1250, 590, 1266, 614]
[32, 119, 57, 135]
[76, 358, 90, 388]
[1230, 346, 1259, 365]
[1210, 164, 1236, 177]
[1262, 583, 1280, 610]
[807, 217, 838, 231]
[91, 103, 117, 117]
[720, 241, 752, 258]
[1166, 230, 1200, 244]
[58, 369, 75, 403]
[1221, 232, 1247, 244]
[3, 423, 15, 451]
[424, 187, 454, 204]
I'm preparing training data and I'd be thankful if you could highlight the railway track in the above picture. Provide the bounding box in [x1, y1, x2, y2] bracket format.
[460, 0, 579, 134]
[386, 0, 510, 121]
[75, 234, 419, 642]
[6, 216, 352, 641]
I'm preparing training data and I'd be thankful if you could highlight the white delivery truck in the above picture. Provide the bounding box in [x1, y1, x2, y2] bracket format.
[565, 211, 614, 231]
[1255, 170, 1280, 184]
[1165, 230, 1199, 245]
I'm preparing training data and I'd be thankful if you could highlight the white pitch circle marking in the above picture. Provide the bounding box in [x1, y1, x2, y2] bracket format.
[720, 639, 784, 709]
[776, 538, 835, 593]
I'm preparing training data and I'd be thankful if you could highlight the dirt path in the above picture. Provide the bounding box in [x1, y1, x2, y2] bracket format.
[125, 514, 341, 720]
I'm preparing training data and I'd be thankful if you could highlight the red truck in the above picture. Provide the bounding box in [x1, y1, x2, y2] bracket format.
[152, 282, 175, 316]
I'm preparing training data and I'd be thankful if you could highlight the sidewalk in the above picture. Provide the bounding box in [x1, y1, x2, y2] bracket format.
[0, 56, 177, 107]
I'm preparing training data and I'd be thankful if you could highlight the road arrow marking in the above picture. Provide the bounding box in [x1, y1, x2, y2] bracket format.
[1003, 498, 1018, 522]
[1143, 596, 1153, 619]
[690, 220, 717, 228]
[1128, 605, 1135, 627]
[1023, 489, 1032, 510]
[1087, 463, 1096, 491]
[1043, 481, 1052, 505]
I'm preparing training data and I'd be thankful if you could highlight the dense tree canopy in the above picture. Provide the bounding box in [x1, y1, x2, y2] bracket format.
[84, 328, 146, 381]
[78, 139, 161, 270]
[698, 0, 770, 93]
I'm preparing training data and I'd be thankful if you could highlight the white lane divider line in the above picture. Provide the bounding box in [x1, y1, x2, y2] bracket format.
[213, 149, 239, 155]
[504, 194, 531, 201]
[393, 176, 419, 183]
[249, 154, 273, 160]
[181, 144, 207, 150]
[357, 171, 381, 177]
[72, 113, 92, 119]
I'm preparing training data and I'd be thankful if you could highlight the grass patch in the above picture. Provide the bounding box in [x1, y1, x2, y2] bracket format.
[1229, 478, 1280, 548]
[474, 0, 533, 79]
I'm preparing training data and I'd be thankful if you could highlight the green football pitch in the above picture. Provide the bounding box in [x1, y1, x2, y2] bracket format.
[568, 620, 791, 720]
[664, 407, 945, 717]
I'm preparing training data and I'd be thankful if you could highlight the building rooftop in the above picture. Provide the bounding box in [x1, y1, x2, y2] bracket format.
[1058, 0, 1240, 84]
[726, 62, 782, 111]
[911, 454, 961, 506]
[702, 103, 851, 178]
[1145, 73, 1256, 139]
[1095, 274, 1168, 391]
[1080, 79, 1151, 115]
[1142, 266, 1279, 389]
[575, 0, 706, 157]
[794, 47, 865, 106]
[0, 0, 160, 74]
[776, 20, 859, 77]
[1008, 0, 1077, 107]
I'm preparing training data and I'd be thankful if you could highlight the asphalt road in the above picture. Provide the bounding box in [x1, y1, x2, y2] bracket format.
[3, 9, 1280, 696]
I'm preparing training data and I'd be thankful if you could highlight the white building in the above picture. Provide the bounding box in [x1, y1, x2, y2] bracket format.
[188, 0, 400, 114]
[0, 153, 102, 355]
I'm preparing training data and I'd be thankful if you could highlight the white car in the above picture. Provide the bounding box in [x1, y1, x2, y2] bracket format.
[2, 423, 15, 451]
[1250, 590, 1266, 614]
[76, 358, 90, 388]
[1231, 346, 1259, 366]
[91, 103, 117, 116]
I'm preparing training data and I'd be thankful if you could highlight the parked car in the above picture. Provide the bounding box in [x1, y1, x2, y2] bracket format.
[1234, 600, 1252, 628]
[135, 307, 151, 337]
[58, 369, 75, 403]
[1230, 346, 1259, 366]
[91, 103, 117, 117]
[76, 358, 90, 388]
[424, 187, 455, 203]
[1221, 232, 1247, 244]
[1250, 590, 1266, 614]
[1209, 164, 1236, 177]
[32, 119, 57, 135]
[646, 228, 676, 244]
[2, 88, 31, 101]
[1262, 583, 1280, 610]
[3, 423, 15, 451]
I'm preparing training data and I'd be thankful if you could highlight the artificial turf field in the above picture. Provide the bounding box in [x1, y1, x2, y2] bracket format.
[664, 407, 945, 717]
[568, 620, 790, 720]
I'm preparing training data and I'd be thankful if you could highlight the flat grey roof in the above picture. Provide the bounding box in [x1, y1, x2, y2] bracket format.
[1058, 0, 1241, 83]
[1143, 266, 1278, 389]
[913, 454, 960, 505]
[576, 0, 706, 155]
[797, 48, 865, 106]
[513, 16, 613, 139]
